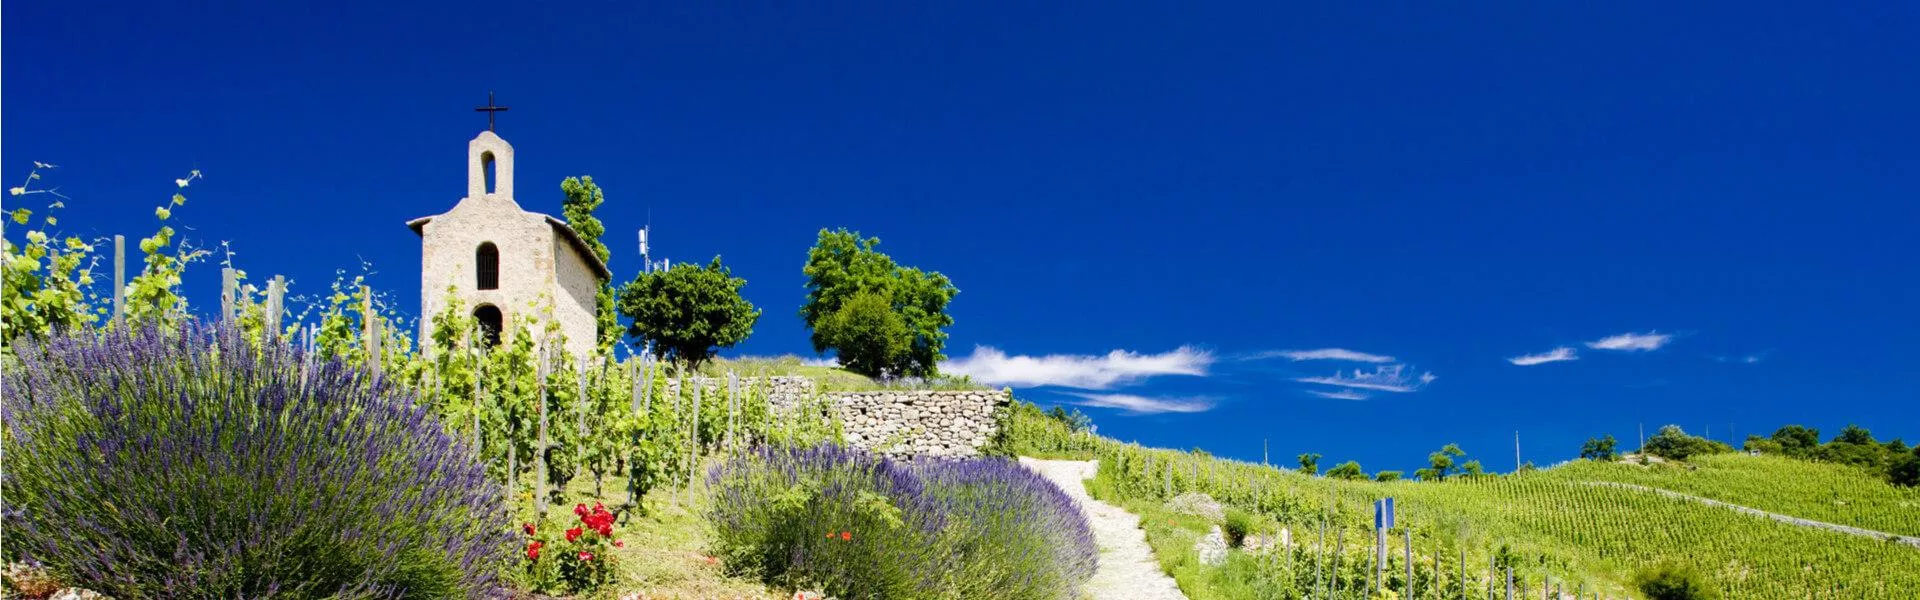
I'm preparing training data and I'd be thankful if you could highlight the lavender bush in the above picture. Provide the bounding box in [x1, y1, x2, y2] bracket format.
[707, 445, 1096, 600]
[0, 324, 514, 599]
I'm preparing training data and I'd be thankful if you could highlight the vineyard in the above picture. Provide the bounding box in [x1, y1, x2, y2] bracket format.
[995, 408, 1920, 599]
[1551, 453, 1920, 538]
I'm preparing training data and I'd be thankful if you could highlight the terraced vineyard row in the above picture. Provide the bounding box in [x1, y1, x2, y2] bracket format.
[1551, 453, 1920, 538]
[1090, 443, 1920, 598]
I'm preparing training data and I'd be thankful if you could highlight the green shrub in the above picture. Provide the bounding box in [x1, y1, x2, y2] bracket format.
[1634, 561, 1720, 600]
[1222, 508, 1253, 548]
[983, 399, 1103, 459]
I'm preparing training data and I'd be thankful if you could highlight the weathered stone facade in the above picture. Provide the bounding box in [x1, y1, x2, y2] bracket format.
[832, 390, 1009, 458]
[408, 131, 609, 360]
[664, 376, 1010, 457]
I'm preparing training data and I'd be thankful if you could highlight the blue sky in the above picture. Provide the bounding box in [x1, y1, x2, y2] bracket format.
[6, 2, 1917, 475]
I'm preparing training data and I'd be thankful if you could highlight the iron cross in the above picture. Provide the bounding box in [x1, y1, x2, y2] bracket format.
[474, 92, 509, 131]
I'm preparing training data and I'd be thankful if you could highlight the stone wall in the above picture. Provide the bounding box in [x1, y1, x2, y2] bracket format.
[662, 376, 1010, 457]
[832, 390, 1010, 458]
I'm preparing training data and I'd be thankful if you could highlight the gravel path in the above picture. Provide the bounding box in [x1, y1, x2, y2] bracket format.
[1590, 481, 1920, 549]
[1021, 458, 1189, 600]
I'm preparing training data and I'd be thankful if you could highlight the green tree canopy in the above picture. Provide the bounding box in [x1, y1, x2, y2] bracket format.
[1415, 443, 1466, 481]
[1643, 425, 1733, 461]
[617, 256, 760, 368]
[1833, 424, 1876, 446]
[1325, 461, 1366, 480]
[1580, 435, 1619, 461]
[1770, 425, 1821, 457]
[800, 229, 957, 378]
[1296, 453, 1321, 476]
[560, 176, 617, 349]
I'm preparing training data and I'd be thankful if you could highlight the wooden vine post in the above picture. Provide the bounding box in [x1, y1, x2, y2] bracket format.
[264, 275, 284, 343]
[112, 235, 125, 325]
[220, 267, 236, 322]
[689, 376, 702, 491]
[361, 285, 381, 379]
[671, 366, 684, 507]
[535, 343, 550, 518]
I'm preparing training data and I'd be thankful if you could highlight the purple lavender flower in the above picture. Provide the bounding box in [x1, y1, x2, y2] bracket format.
[1, 322, 515, 598]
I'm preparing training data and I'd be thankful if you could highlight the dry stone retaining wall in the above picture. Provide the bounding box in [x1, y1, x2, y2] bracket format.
[663, 376, 1010, 457]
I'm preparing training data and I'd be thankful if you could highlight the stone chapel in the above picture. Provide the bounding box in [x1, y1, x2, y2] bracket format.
[408, 130, 608, 359]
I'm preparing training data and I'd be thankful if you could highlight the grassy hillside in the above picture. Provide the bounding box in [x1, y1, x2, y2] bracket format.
[1553, 453, 1920, 537]
[994, 404, 1920, 598]
[692, 355, 985, 392]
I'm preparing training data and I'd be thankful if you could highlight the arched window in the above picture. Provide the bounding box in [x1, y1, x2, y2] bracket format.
[475, 242, 499, 290]
[473, 304, 503, 348]
[481, 151, 497, 194]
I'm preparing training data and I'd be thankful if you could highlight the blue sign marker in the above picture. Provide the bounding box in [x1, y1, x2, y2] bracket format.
[1374, 497, 1395, 530]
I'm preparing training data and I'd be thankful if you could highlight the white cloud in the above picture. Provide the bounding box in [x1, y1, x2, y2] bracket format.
[1586, 331, 1672, 352]
[944, 345, 1214, 390]
[1295, 364, 1435, 393]
[1509, 347, 1578, 366]
[1307, 389, 1370, 400]
[1065, 392, 1216, 415]
[799, 356, 839, 368]
[1743, 354, 1764, 364]
[1249, 348, 1396, 363]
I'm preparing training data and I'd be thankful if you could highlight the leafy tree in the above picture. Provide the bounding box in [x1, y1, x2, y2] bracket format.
[1045, 406, 1093, 433]
[800, 229, 957, 378]
[1297, 453, 1321, 476]
[1643, 425, 1734, 461]
[1415, 443, 1466, 481]
[1325, 461, 1366, 480]
[1833, 424, 1876, 446]
[1373, 471, 1403, 482]
[1743, 435, 1782, 455]
[1580, 435, 1619, 461]
[617, 256, 761, 368]
[817, 290, 910, 377]
[1460, 460, 1485, 477]
[560, 176, 618, 350]
[1889, 449, 1920, 488]
[1770, 425, 1821, 457]
[1633, 561, 1720, 600]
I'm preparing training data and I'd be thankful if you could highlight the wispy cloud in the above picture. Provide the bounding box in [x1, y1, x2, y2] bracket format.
[1508, 347, 1578, 366]
[1586, 331, 1673, 352]
[1306, 389, 1370, 401]
[945, 345, 1214, 390]
[1245, 348, 1396, 363]
[1064, 392, 1216, 415]
[799, 356, 839, 368]
[1295, 364, 1436, 393]
[1711, 350, 1769, 364]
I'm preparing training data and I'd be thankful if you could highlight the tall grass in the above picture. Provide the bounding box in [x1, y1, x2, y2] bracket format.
[1, 324, 514, 598]
[706, 445, 1096, 599]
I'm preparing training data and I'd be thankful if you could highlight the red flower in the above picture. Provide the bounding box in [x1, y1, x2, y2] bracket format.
[526, 541, 543, 560]
[613, 539, 625, 548]
[522, 523, 536, 536]
[578, 551, 594, 561]
[566, 527, 583, 543]
[840, 531, 851, 541]
[705, 555, 718, 564]
[574, 503, 589, 517]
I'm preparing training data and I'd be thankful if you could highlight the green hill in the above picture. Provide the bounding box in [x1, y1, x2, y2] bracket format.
[993, 406, 1920, 599]
[1553, 453, 1920, 538]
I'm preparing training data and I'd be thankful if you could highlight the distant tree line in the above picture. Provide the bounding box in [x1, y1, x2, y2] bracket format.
[1574, 423, 1918, 487]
